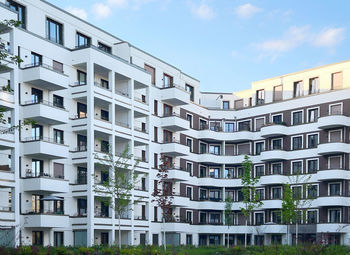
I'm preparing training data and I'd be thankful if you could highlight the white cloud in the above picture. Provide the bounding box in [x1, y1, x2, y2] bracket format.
[92, 3, 111, 19]
[107, 0, 128, 8]
[312, 27, 345, 47]
[191, 3, 215, 20]
[65, 6, 88, 20]
[235, 3, 261, 19]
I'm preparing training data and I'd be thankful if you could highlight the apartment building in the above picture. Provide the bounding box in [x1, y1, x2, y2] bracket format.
[0, 0, 350, 247]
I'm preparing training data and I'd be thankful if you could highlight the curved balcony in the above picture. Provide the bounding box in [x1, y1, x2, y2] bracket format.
[160, 114, 189, 132]
[318, 115, 350, 129]
[317, 223, 350, 233]
[22, 100, 68, 125]
[260, 150, 288, 161]
[197, 129, 253, 142]
[260, 175, 289, 185]
[317, 169, 350, 181]
[197, 177, 241, 187]
[161, 140, 189, 157]
[172, 195, 190, 207]
[262, 199, 282, 209]
[22, 137, 69, 159]
[317, 142, 350, 155]
[260, 124, 289, 138]
[20, 64, 69, 91]
[166, 167, 190, 181]
[196, 153, 246, 164]
[161, 85, 190, 106]
[315, 196, 350, 207]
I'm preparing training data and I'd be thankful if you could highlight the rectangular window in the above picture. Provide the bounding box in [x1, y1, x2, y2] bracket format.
[307, 185, 318, 199]
[186, 187, 193, 200]
[98, 42, 111, 53]
[54, 232, 64, 247]
[256, 89, 265, 105]
[331, 72, 343, 90]
[307, 159, 318, 173]
[77, 167, 87, 184]
[186, 162, 193, 176]
[329, 156, 342, 169]
[200, 143, 207, 154]
[101, 109, 109, 121]
[309, 77, 319, 94]
[223, 101, 230, 109]
[272, 163, 282, 175]
[307, 210, 317, 224]
[145, 64, 156, 85]
[272, 139, 282, 150]
[272, 114, 283, 124]
[292, 186, 302, 199]
[46, 18, 63, 45]
[209, 145, 220, 155]
[31, 159, 43, 177]
[272, 187, 282, 199]
[77, 134, 87, 151]
[199, 119, 207, 130]
[255, 142, 264, 155]
[53, 95, 64, 108]
[329, 183, 341, 196]
[307, 134, 318, 148]
[163, 73, 173, 88]
[273, 85, 283, 101]
[308, 108, 318, 123]
[238, 121, 250, 131]
[154, 100, 158, 115]
[31, 124, 43, 140]
[255, 165, 264, 177]
[163, 104, 172, 117]
[53, 60, 63, 73]
[31, 52, 42, 66]
[256, 189, 264, 200]
[209, 168, 220, 179]
[77, 102, 87, 118]
[293, 81, 303, 97]
[255, 117, 265, 131]
[77, 70, 87, 85]
[32, 231, 43, 246]
[186, 114, 193, 128]
[234, 99, 244, 109]
[6, 0, 26, 28]
[272, 211, 281, 224]
[292, 136, 303, 150]
[76, 32, 90, 48]
[186, 84, 194, 101]
[224, 168, 234, 179]
[292, 111, 303, 125]
[101, 79, 109, 89]
[329, 209, 341, 223]
[154, 127, 158, 142]
[225, 123, 235, 132]
[154, 153, 158, 168]
[255, 212, 264, 225]
[54, 129, 64, 144]
[186, 138, 193, 152]
[292, 161, 302, 175]
[330, 103, 342, 115]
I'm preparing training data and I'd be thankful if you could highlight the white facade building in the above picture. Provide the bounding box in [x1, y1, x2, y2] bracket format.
[1, 0, 350, 247]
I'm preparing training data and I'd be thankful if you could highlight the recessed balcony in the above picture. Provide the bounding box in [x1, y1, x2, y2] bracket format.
[20, 64, 69, 91]
[260, 150, 288, 161]
[317, 142, 350, 155]
[23, 213, 69, 228]
[161, 140, 189, 156]
[22, 137, 69, 159]
[317, 169, 350, 181]
[260, 124, 288, 138]
[22, 176, 69, 193]
[161, 85, 190, 106]
[318, 115, 350, 129]
[160, 114, 189, 132]
[22, 100, 68, 125]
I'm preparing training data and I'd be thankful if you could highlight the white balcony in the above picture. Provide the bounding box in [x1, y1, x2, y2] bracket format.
[0, 4, 17, 24]
[317, 142, 350, 155]
[318, 115, 350, 129]
[317, 169, 350, 181]
[0, 91, 14, 106]
[161, 141, 189, 156]
[317, 223, 350, 233]
[23, 214, 69, 228]
[0, 170, 15, 184]
[259, 175, 289, 185]
[22, 177, 69, 193]
[20, 64, 69, 91]
[161, 85, 190, 106]
[166, 168, 190, 181]
[196, 153, 246, 164]
[315, 196, 350, 207]
[0, 128, 15, 149]
[22, 101, 68, 125]
[198, 129, 253, 142]
[260, 150, 288, 161]
[260, 224, 287, 234]
[160, 115, 189, 132]
[197, 177, 241, 187]
[0, 210, 15, 223]
[22, 138, 69, 159]
[262, 199, 282, 209]
[172, 195, 190, 207]
[260, 124, 289, 138]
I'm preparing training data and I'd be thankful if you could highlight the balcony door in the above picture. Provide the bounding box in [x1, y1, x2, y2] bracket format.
[77, 102, 87, 118]
[31, 124, 43, 140]
[31, 194, 43, 213]
[77, 135, 87, 151]
[32, 159, 43, 177]
[31, 88, 43, 103]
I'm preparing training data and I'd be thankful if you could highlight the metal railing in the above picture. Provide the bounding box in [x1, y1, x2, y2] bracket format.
[22, 62, 65, 74]
[94, 81, 111, 91]
[115, 89, 130, 98]
[23, 99, 65, 109]
[22, 136, 65, 145]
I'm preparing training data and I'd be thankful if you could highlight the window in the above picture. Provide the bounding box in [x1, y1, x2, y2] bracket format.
[271, 211, 282, 224]
[54, 232, 64, 247]
[46, 18, 63, 45]
[31, 52, 42, 66]
[307, 134, 318, 148]
[77, 198, 87, 216]
[293, 81, 303, 97]
[329, 183, 341, 196]
[100, 109, 109, 121]
[292, 136, 303, 150]
[101, 140, 109, 153]
[255, 117, 265, 131]
[32, 159, 43, 177]
[329, 209, 341, 223]
[234, 99, 244, 109]
[255, 165, 264, 177]
[163, 73, 173, 88]
[225, 123, 234, 132]
[224, 168, 234, 179]
[31, 124, 43, 140]
[54, 129, 64, 144]
[154, 100, 158, 115]
[163, 104, 172, 117]
[209, 190, 221, 200]
[307, 185, 318, 199]
[329, 129, 342, 143]
[53, 60, 63, 73]
[199, 189, 207, 199]
[77, 167, 87, 184]
[31, 87, 43, 103]
[186, 138, 193, 152]
[76, 32, 90, 48]
[237, 167, 243, 178]
[186, 162, 193, 176]
[329, 156, 342, 169]
[186, 84, 194, 101]
[210, 121, 221, 131]
[307, 210, 317, 224]
[256, 89, 265, 105]
[209, 168, 220, 179]
[272, 187, 282, 199]
[272, 114, 282, 124]
[238, 121, 250, 131]
[272, 163, 282, 175]
[77, 102, 87, 118]
[186, 187, 193, 200]
[186, 114, 193, 128]
[272, 139, 282, 150]
[186, 211, 193, 223]
[292, 111, 303, 125]
[292, 161, 302, 175]
[309, 77, 319, 94]
[145, 64, 156, 85]
[199, 143, 207, 154]
[77, 134, 87, 151]
[255, 142, 264, 155]
[292, 186, 302, 199]
[329, 103, 342, 115]
[209, 145, 220, 155]
[53, 95, 64, 108]
[331, 72, 343, 90]
[255, 212, 264, 225]
[256, 189, 264, 200]
[77, 70, 87, 85]
[101, 79, 109, 89]
[6, 0, 26, 28]
[32, 231, 43, 246]
[223, 101, 230, 109]
[199, 119, 208, 130]
[307, 159, 318, 173]
[186, 234, 192, 245]
[98, 42, 111, 53]
[308, 108, 318, 123]
[273, 85, 283, 101]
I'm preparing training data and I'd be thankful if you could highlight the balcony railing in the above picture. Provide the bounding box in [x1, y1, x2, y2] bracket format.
[24, 170, 64, 179]
[23, 99, 65, 110]
[22, 63, 65, 74]
[22, 136, 65, 145]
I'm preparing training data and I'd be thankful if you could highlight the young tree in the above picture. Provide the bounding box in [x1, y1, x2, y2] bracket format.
[93, 145, 139, 250]
[282, 184, 295, 246]
[224, 196, 233, 248]
[240, 155, 263, 247]
[151, 154, 174, 251]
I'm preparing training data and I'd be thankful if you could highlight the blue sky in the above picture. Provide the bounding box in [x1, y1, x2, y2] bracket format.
[49, 0, 350, 92]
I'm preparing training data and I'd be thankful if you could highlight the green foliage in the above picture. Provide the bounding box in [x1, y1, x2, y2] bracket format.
[224, 196, 233, 227]
[282, 184, 295, 225]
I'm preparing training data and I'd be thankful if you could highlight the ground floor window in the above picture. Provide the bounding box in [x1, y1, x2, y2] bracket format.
[74, 230, 87, 246]
[54, 232, 64, 246]
[255, 235, 264, 246]
[32, 231, 43, 246]
[101, 232, 109, 245]
[186, 234, 192, 245]
[271, 234, 282, 245]
[152, 234, 159, 246]
[209, 234, 221, 246]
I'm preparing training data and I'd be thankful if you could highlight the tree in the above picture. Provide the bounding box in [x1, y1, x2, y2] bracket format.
[224, 196, 233, 248]
[93, 145, 139, 250]
[282, 169, 313, 246]
[151, 154, 174, 251]
[240, 155, 263, 247]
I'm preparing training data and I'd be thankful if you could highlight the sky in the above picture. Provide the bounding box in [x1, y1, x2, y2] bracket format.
[48, 0, 350, 93]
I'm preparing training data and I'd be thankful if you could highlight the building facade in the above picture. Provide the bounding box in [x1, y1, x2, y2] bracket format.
[0, 0, 350, 247]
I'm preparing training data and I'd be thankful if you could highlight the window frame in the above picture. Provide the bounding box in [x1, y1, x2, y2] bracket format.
[291, 110, 304, 125]
[46, 17, 63, 45]
[291, 135, 303, 150]
[306, 158, 319, 174]
[291, 160, 303, 175]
